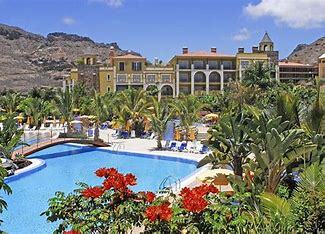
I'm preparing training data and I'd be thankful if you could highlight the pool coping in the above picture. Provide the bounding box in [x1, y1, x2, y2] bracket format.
[5, 143, 210, 189]
[5, 158, 46, 183]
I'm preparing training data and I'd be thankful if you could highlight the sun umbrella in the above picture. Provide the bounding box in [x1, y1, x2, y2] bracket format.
[204, 113, 218, 119]
[71, 120, 82, 124]
[197, 168, 234, 182]
[80, 115, 90, 119]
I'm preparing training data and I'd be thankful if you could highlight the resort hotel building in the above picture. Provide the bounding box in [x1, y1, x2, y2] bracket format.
[64, 33, 322, 97]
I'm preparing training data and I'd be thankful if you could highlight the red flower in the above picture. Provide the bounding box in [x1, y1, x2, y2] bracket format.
[145, 203, 172, 222]
[95, 167, 118, 178]
[125, 173, 137, 186]
[180, 185, 218, 213]
[182, 195, 208, 213]
[145, 191, 156, 203]
[82, 187, 104, 199]
[95, 168, 108, 177]
[63, 230, 81, 234]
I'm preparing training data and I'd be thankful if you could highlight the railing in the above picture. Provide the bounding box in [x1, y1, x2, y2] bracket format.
[158, 175, 181, 194]
[111, 142, 125, 151]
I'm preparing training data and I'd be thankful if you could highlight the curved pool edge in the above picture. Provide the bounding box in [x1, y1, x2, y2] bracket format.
[5, 143, 209, 187]
[5, 159, 46, 183]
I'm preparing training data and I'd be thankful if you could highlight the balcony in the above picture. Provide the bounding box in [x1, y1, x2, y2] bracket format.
[117, 74, 127, 83]
[146, 75, 156, 84]
[131, 75, 142, 83]
[161, 74, 172, 83]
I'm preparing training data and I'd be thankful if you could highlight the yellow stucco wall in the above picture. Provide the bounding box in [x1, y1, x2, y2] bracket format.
[99, 68, 115, 95]
[70, 69, 79, 81]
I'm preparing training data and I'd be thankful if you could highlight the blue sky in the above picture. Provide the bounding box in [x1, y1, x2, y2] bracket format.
[0, 0, 324, 62]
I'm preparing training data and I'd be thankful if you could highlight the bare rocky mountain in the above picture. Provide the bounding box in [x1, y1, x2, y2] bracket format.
[286, 36, 325, 65]
[0, 23, 138, 92]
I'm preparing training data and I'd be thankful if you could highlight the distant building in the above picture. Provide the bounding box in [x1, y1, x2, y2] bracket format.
[65, 32, 322, 96]
[319, 53, 325, 85]
[278, 61, 318, 83]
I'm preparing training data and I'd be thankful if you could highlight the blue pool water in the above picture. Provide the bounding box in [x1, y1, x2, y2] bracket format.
[2, 144, 197, 233]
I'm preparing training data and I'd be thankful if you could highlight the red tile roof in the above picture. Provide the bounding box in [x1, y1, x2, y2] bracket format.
[176, 51, 235, 58]
[279, 61, 315, 67]
[113, 54, 146, 59]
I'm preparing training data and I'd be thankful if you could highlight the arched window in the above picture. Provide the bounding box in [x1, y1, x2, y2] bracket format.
[209, 72, 221, 82]
[194, 72, 206, 82]
[161, 85, 173, 96]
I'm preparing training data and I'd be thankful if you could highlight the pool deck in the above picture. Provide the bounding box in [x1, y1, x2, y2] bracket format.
[99, 129, 207, 162]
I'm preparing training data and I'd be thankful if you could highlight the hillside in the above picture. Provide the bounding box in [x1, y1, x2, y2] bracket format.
[286, 36, 325, 64]
[0, 23, 138, 92]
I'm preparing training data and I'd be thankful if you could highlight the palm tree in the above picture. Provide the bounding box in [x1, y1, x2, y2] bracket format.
[114, 89, 149, 136]
[53, 89, 73, 133]
[0, 92, 20, 115]
[172, 95, 204, 141]
[0, 116, 24, 159]
[247, 112, 316, 193]
[148, 98, 174, 149]
[275, 92, 301, 127]
[242, 61, 275, 90]
[92, 92, 110, 141]
[206, 111, 251, 177]
[72, 83, 87, 111]
[291, 164, 325, 232]
[19, 98, 51, 128]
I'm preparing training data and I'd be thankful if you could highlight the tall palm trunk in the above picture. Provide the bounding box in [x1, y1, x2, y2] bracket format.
[94, 122, 100, 141]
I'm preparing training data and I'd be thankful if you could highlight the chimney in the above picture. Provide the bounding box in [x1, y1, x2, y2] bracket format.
[108, 46, 116, 65]
[211, 47, 217, 54]
[182, 47, 188, 54]
[154, 57, 159, 66]
[252, 46, 259, 53]
[238, 47, 244, 53]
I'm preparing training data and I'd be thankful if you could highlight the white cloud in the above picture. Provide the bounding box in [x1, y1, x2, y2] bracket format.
[232, 28, 250, 41]
[245, 0, 325, 29]
[62, 17, 76, 25]
[90, 0, 123, 8]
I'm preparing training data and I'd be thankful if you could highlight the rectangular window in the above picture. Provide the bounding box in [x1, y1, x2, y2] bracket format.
[193, 60, 205, 69]
[179, 72, 190, 82]
[132, 74, 142, 83]
[146, 74, 156, 83]
[132, 62, 142, 71]
[161, 74, 171, 83]
[223, 61, 233, 70]
[179, 60, 190, 69]
[119, 62, 125, 71]
[107, 75, 110, 81]
[117, 74, 127, 83]
[208, 60, 219, 69]
[240, 60, 250, 69]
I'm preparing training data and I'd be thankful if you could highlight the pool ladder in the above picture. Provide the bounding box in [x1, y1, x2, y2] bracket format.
[158, 175, 181, 194]
[111, 142, 125, 151]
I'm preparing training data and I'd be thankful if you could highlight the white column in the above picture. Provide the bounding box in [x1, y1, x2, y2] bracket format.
[206, 64, 209, 94]
[113, 66, 117, 92]
[62, 79, 66, 92]
[158, 85, 162, 101]
[220, 64, 224, 91]
[191, 64, 194, 95]
[176, 64, 180, 97]
[275, 65, 280, 82]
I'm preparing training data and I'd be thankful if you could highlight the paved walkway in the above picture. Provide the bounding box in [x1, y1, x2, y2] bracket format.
[99, 129, 206, 162]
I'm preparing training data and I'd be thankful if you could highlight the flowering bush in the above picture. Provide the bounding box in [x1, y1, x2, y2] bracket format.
[42, 168, 152, 233]
[43, 167, 252, 233]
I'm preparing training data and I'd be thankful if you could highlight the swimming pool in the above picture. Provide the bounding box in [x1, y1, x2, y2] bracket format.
[2, 144, 197, 233]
